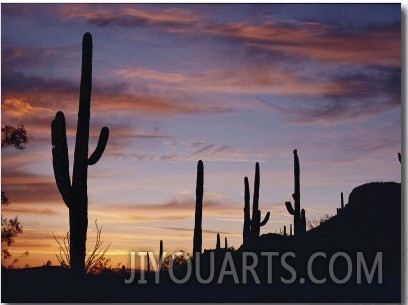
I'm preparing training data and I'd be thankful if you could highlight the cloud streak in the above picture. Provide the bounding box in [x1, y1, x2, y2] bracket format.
[59, 5, 200, 28]
[56, 4, 400, 67]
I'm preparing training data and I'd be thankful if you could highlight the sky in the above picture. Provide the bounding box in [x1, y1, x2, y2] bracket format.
[1, 3, 401, 269]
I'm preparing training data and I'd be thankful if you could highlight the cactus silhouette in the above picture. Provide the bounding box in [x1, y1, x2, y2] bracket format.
[290, 224, 293, 236]
[283, 225, 287, 236]
[285, 150, 306, 235]
[193, 160, 203, 260]
[216, 233, 221, 249]
[243, 162, 270, 245]
[337, 192, 345, 214]
[224, 237, 228, 250]
[301, 209, 306, 232]
[159, 240, 163, 272]
[147, 254, 150, 273]
[398, 152, 401, 163]
[51, 33, 109, 273]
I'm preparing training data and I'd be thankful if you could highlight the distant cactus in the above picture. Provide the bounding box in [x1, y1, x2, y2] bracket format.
[216, 233, 221, 249]
[224, 237, 228, 250]
[290, 224, 292, 236]
[147, 254, 150, 273]
[243, 162, 270, 245]
[243, 177, 251, 245]
[51, 33, 109, 273]
[159, 240, 163, 272]
[283, 226, 287, 236]
[285, 150, 306, 235]
[398, 152, 401, 163]
[337, 192, 345, 214]
[193, 160, 203, 260]
[301, 209, 306, 232]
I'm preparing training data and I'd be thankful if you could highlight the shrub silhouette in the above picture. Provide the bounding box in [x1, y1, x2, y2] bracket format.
[53, 220, 111, 274]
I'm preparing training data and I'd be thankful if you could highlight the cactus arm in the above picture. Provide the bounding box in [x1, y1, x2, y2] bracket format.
[252, 162, 260, 217]
[292, 192, 300, 202]
[285, 201, 295, 215]
[260, 211, 270, 226]
[88, 127, 109, 165]
[52, 111, 72, 208]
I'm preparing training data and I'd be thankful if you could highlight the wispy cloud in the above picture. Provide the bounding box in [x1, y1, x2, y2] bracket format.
[59, 5, 400, 68]
[1, 71, 227, 117]
[59, 5, 200, 28]
[260, 65, 400, 125]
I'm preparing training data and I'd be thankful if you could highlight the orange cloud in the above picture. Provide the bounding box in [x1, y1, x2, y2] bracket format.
[114, 65, 345, 97]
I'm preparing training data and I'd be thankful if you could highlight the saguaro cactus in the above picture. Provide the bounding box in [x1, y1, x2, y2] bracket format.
[51, 33, 109, 273]
[243, 162, 270, 245]
[225, 237, 228, 250]
[193, 160, 203, 260]
[283, 226, 287, 236]
[285, 150, 306, 235]
[216, 233, 221, 250]
[337, 192, 345, 214]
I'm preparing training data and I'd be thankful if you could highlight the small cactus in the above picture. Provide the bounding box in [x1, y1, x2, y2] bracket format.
[283, 226, 287, 236]
[147, 254, 150, 273]
[159, 240, 163, 272]
[224, 237, 228, 250]
[337, 192, 345, 214]
[216, 233, 221, 249]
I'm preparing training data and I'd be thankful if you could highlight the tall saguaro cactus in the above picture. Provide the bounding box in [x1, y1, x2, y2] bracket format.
[51, 33, 109, 273]
[243, 162, 270, 245]
[193, 160, 203, 260]
[285, 150, 306, 235]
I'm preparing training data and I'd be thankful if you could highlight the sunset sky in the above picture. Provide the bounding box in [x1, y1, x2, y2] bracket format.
[1, 3, 401, 269]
